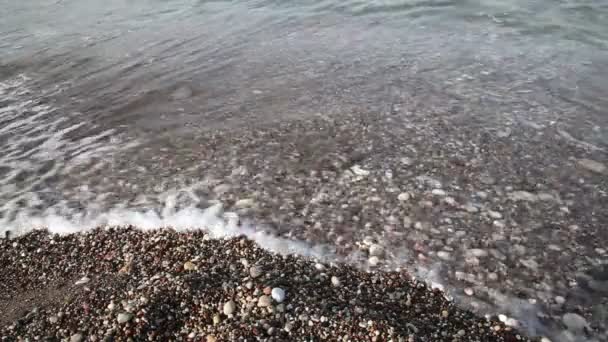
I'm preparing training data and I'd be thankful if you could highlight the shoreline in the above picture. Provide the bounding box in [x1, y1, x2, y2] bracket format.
[1, 228, 529, 341]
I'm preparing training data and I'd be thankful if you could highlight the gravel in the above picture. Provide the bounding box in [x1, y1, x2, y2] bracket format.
[0, 228, 529, 341]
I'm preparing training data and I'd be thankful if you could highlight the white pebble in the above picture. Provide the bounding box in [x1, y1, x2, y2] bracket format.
[398, 192, 410, 202]
[75, 277, 90, 285]
[437, 251, 450, 260]
[331, 276, 341, 287]
[223, 300, 236, 315]
[368, 256, 380, 267]
[369, 244, 384, 257]
[271, 288, 286, 303]
[431, 189, 447, 196]
[116, 312, 134, 324]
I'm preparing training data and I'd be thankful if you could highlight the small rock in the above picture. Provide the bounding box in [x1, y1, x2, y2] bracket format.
[183, 261, 196, 271]
[369, 244, 384, 257]
[284, 322, 294, 332]
[75, 276, 90, 285]
[520, 259, 539, 271]
[441, 310, 449, 318]
[509, 191, 538, 202]
[464, 288, 474, 296]
[314, 263, 325, 271]
[223, 300, 236, 315]
[562, 313, 589, 332]
[271, 288, 286, 303]
[368, 256, 380, 267]
[463, 203, 479, 213]
[431, 189, 446, 196]
[437, 251, 450, 260]
[480, 175, 496, 185]
[49, 316, 59, 324]
[70, 334, 84, 342]
[116, 312, 134, 324]
[403, 216, 413, 228]
[457, 329, 466, 336]
[249, 266, 263, 278]
[487, 210, 502, 219]
[258, 295, 272, 307]
[235, 198, 255, 209]
[206, 335, 217, 342]
[496, 128, 511, 138]
[467, 248, 488, 258]
[578, 159, 606, 174]
[213, 314, 221, 325]
[263, 286, 272, 295]
[397, 192, 410, 202]
[555, 296, 565, 305]
[351, 165, 370, 176]
[400, 157, 413, 166]
[331, 276, 341, 287]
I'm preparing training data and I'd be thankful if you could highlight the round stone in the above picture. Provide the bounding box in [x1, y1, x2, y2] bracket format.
[369, 244, 384, 257]
[223, 300, 236, 315]
[70, 333, 84, 342]
[116, 312, 134, 324]
[183, 261, 196, 271]
[562, 313, 589, 332]
[397, 192, 410, 202]
[271, 288, 286, 303]
[257, 295, 272, 307]
[368, 256, 380, 267]
[437, 251, 450, 260]
[331, 276, 341, 287]
[249, 266, 263, 279]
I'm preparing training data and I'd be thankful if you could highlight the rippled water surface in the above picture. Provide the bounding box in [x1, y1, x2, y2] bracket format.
[1, 0, 608, 340]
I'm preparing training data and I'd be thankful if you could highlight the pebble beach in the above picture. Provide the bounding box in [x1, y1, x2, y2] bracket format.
[1, 228, 529, 341]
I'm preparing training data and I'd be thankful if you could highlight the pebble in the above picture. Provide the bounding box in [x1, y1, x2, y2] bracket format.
[75, 276, 90, 285]
[116, 312, 134, 324]
[562, 313, 589, 332]
[437, 251, 450, 260]
[369, 244, 384, 257]
[463, 203, 479, 213]
[520, 258, 539, 271]
[351, 165, 370, 176]
[271, 288, 286, 303]
[331, 276, 341, 287]
[555, 296, 565, 305]
[183, 261, 196, 271]
[487, 210, 502, 219]
[398, 192, 410, 202]
[284, 322, 294, 332]
[403, 216, 413, 228]
[49, 316, 59, 323]
[467, 248, 488, 258]
[70, 334, 84, 342]
[257, 295, 272, 307]
[464, 288, 474, 296]
[206, 335, 217, 342]
[235, 198, 255, 209]
[249, 266, 263, 278]
[368, 256, 380, 267]
[509, 191, 538, 202]
[223, 300, 236, 315]
[577, 158, 606, 174]
[431, 189, 447, 196]
[213, 314, 221, 325]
